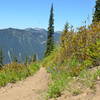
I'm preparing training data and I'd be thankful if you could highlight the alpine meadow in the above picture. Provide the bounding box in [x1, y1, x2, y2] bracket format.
[0, 0, 100, 100]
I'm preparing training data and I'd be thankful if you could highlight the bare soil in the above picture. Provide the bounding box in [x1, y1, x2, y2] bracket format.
[0, 67, 100, 100]
[0, 67, 50, 100]
[54, 81, 100, 100]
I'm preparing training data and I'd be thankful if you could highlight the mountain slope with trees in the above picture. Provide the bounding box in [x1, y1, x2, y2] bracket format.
[0, 28, 61, 64]
[0, 1, 100, 100]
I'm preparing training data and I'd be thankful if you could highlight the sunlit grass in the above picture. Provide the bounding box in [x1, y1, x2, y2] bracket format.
[0, 62, 40, 87]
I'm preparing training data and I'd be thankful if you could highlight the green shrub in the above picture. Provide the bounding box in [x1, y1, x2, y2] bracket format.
[72, 89, 82, 96]
[47, 70, 72, 99]
[47, 80, 63, 98]
[44, 22, 100, 99]
[0, 62, 40, 87]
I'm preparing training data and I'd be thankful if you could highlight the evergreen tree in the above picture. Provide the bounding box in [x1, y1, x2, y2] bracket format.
[24, 56, 29, 66]
[45, 4, 55, 56]
[93, 0, 100, 22]
[31, 54, 37, 62]
[61, 22, 70, 48]
[64, 22, 69, 32]
[0, 49, 4, 67]
[12, 55, 18, 63]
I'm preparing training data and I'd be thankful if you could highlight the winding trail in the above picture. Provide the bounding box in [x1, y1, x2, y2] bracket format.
[0, 67, 100, 100]
[0, 67, 50, 100]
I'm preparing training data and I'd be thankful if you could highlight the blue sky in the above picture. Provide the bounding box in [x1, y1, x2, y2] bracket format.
[0, 0, 95, 31]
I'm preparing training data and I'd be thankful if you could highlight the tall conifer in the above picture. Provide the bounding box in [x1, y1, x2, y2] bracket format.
[45, 4, 54, 56]
[93, 0, 100, 22]
[0, 49, 4, 67]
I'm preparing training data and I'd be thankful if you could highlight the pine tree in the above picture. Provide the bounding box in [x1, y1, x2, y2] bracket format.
[12, 55, 18, 63]
[24, 56, 29, 66]
[31, 54, 37, 62]
[93, 0, 100, 22]
[0, 49, 4, 67]
[64, 22, 69, 32]
[45, 4, 55, 57]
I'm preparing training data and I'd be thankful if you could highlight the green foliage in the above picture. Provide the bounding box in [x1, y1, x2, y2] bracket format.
[72, 89, 82, 96]
[0, 49, 4, 68]
[47, 71, 72, 99]
[93, 0, 100, 22]
[0, 62, 40, 87]
[47, 80, 63, 98]
[43, 23, 100, 70]
[60, 22, 100, 67]
[45, 4, 55, 57]
[24, 56, 29, 66]
[31, 54, 37, 62]
[68, 57, 80, 67]
[66, 57, 82, 76]
[12, 55, 18, 63]
[44, 22, 100, 99]
[79, 68, 100, 89]
[82, 59, 93, 68]
[64, 22, 69, 32]
[86, 39, 100, 66]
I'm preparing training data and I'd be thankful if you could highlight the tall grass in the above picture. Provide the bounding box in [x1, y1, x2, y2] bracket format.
[0, 62, 40, 87]
[44, 22, 100, 99]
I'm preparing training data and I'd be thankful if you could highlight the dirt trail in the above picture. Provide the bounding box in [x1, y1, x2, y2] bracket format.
[92, 81, 100, 100]
[55, 80, 100, 100]
[0, 67, 50, 100]
[0, 67, 100, 100]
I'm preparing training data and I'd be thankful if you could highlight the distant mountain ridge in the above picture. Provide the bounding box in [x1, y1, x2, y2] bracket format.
[0, 28, 61, 64]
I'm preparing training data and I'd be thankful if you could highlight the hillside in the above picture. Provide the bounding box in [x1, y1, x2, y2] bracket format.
[0, 28, 61, 64]
[0, 22, 100, 99]
[0, 67, 50, 100]
[0, 1, 99, 100]
[0, 67, 100, 100]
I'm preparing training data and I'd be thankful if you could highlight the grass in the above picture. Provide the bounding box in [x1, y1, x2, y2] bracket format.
[72, 89, 82, 96]
[44, 23, 100, 99]
[46, 67, 100, 99]
[47, 73, 71, 99]
[79, 68, 100, 89]
[0, 22, 99, 99]
[43, 52, 100, 99]
[46, 62, 73, 99]
[0, 62, 40, 87]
